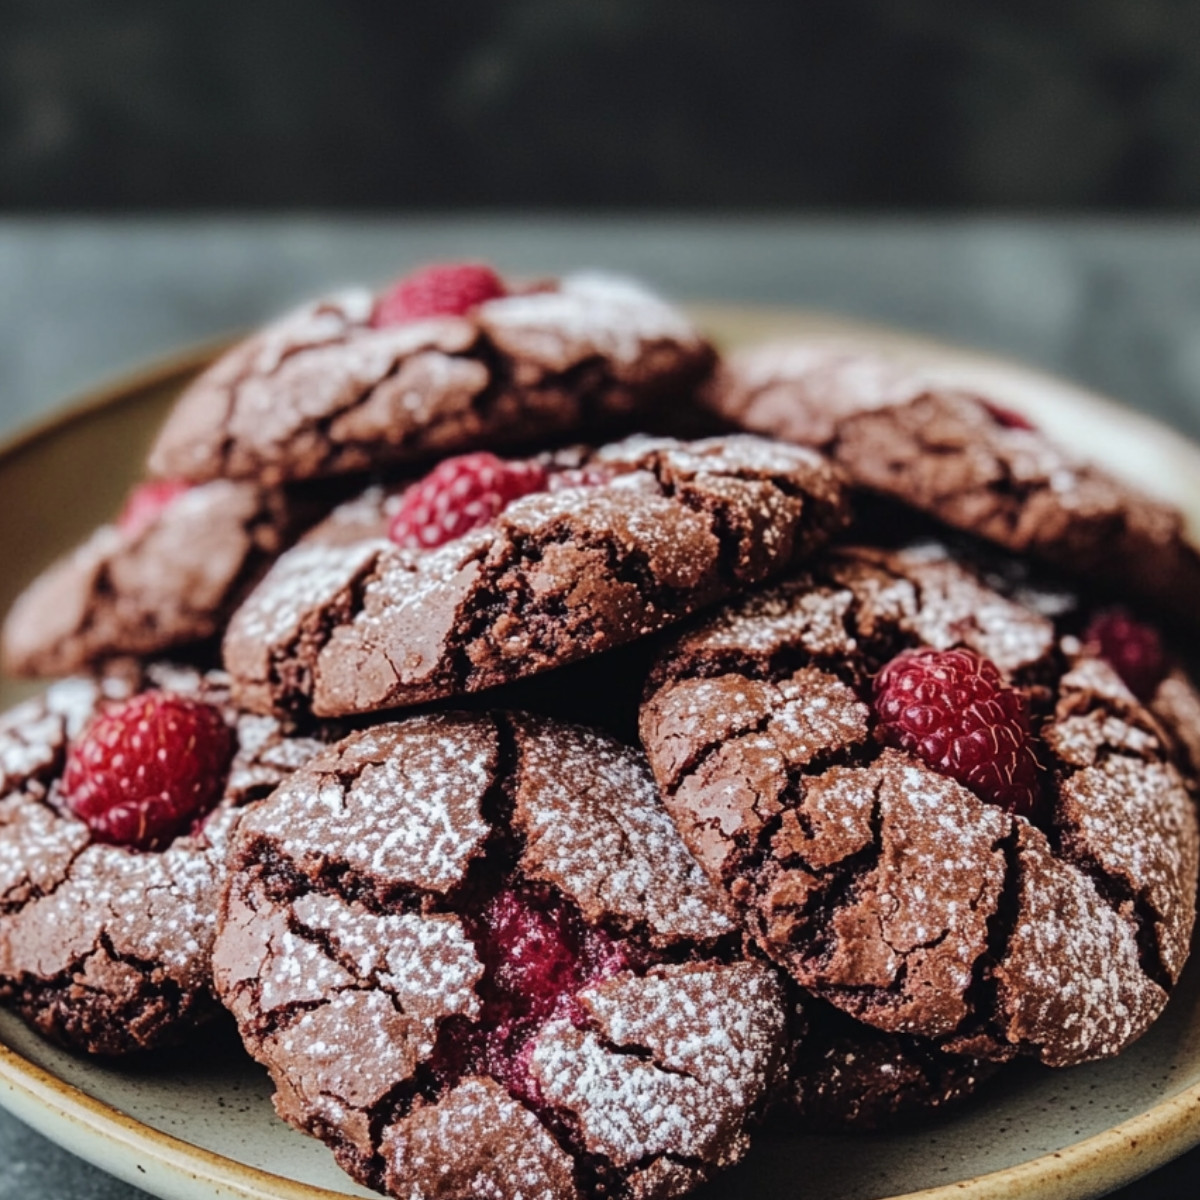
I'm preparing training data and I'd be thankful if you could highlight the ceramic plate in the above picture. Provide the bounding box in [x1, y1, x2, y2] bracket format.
[1, 309, 1199, 1200]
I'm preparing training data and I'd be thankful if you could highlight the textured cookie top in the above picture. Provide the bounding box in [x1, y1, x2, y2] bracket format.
[214, 712, 787, 1200]
[223, 434, 848, 718]
[2, 480, 315, 678]
[0, 663, 330, 1054]
[147, 273, 715, 486]
[640, 543, 1198, 1068]
[706, 337, 1200, 617]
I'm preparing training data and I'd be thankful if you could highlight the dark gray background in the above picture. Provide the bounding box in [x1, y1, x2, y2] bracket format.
[3, 0, 1200, 210]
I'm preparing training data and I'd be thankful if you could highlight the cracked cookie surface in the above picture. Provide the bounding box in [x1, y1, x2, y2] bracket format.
[147, 274, 715, 486]
[2, 481, 320, 677]
[639, 543, 1198, 1067]
[705, 338, 1200, 618]
[213, 712, 789, 1200]
[0, 663, 331, 1054]
[222, 435, 848, 718]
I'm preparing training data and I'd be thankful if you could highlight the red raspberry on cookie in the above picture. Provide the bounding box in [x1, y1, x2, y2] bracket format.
[387, 452, 551, 549]
[63, 691, 235, 850]
[372, 262, 507, 327]
[873, 646, 1041, 817]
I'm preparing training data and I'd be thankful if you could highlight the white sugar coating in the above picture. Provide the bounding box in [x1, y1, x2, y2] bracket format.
[480, 272, 700, 367]
[269, 988, 434, 1115]
[768, 670, 871, 765]
[0, 818, 228, 983]
[661, 433, 831, 479]
[0, 667, 330, 1039]
[685, 583, 857, 657]
[0, 793, 89, 905]
[291, 894, 481, 1021]
[579, 961, 787, 1108]
[1058, 757, 1197, 979]
[531, 1014, 746, 1167]
[597, 431, 830, 480]
[381, 1078, 576, 1200]
[245, 718, 495, 892]
[811, 757, 1008, 1036]
[242, 289, 376, 376]
[1058, 654, 1140, 709]
[228, 538, 387, 649]
[726, 337, 929, 411]
[882, 549, 1055, 673]
[998, 825, 1167, 1066]
[1044, 712, 1161, 766]
[511, 717, 736, 940]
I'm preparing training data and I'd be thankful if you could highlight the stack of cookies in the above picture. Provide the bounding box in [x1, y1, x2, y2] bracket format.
[2, 262, 1198, 1200]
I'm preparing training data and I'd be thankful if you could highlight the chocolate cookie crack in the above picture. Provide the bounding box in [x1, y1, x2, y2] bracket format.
[216, 714, 781, 1200]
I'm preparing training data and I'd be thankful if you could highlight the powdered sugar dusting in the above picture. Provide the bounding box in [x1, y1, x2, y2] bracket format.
[481, 272, 701, 367]
[998, 824, 1167, 1067]
[511, 716, 735, 941]
[229, 539, 387, 648]
[0, 666, 332, 1051]
[529, 961, 784, 1170]
[242, 717, 496, 893]
[382, 1078, 576, 1200]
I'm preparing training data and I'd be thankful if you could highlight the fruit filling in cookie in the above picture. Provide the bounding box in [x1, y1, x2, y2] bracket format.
[427, 880, 648, 1106]
[215, 713, 788, 1200]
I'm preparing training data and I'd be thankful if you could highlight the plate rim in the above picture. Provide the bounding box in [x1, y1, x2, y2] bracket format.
[1, 308, 1199, 1200]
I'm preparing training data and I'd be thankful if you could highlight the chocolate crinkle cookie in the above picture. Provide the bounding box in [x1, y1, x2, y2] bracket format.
[704, 337, 1200, 619]
[788, 1000, 1001, 1131]
[222, 434, 848, 718]
[2, 478, 321, 677]
[640, 542, 1199, 1068]
[213, 712, 789, 1200]
[147, 268, 716, 487]
[0, 662, 331, 1054]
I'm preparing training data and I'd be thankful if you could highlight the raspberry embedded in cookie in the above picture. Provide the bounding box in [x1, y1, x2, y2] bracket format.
[873, 647, 1041, 816]
[117, 479, 191, 537]
[1084, 608, 1167, 702]
[387, 452, 551, 549]
[371, 262, 507, 327]
[429, 881, 639, 1104]
[63, 691, 235, 850]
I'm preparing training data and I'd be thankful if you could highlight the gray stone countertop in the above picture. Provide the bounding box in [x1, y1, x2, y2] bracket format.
[0, 216, 1197, 1199]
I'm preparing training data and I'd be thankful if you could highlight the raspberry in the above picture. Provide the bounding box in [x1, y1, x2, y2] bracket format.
[873, 647, 1041, 817]
[63, 692, 235, 851]
[1084, 608, 1167, 702]
[371, 263, 506, 327]
[117, 480, 190, 538]
[981, 400, 1036, 432]
[428, 882, 636, 1104]
[388, 453, 550, 549]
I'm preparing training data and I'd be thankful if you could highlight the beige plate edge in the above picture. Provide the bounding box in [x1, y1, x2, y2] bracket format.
[0, 305, 1199, 1200]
